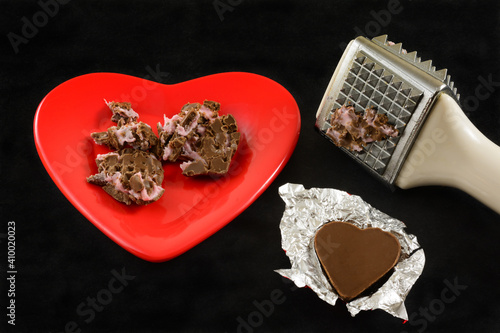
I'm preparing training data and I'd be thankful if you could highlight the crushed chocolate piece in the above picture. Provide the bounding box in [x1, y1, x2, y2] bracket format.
[87, 149, 165, 205]
[87, 99, 240, 206]
[91, 118, 159, 152]
[326, 105, 398, 152]
[314, 221, 401, 302]
[157, 100, 240, 176]
[106, 101, 139, 123]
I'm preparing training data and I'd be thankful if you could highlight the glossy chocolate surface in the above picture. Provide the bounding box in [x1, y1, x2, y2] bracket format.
[315, 221, 401, 301]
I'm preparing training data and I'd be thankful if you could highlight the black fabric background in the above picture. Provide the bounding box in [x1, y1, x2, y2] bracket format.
[1, 0, 500, 332]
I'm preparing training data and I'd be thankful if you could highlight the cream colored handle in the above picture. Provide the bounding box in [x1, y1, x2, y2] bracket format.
[396, 93, 500, 214]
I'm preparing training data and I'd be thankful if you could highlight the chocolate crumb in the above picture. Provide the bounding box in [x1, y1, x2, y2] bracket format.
[326, 105, 398, 152]
[91, 119, 159, 152]
[106, 101, 139, 123]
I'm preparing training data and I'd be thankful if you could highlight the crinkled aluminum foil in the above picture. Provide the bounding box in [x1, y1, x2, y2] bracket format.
[275, 183, 425, 320]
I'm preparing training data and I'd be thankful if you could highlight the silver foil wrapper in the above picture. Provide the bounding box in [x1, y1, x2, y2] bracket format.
[275, 183, 425, 320]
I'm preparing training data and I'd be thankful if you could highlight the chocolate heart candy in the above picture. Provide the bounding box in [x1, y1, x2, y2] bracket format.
[314, 221, 401, 302]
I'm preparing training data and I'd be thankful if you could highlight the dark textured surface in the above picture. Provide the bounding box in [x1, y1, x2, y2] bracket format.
[1, 1, 500, 332]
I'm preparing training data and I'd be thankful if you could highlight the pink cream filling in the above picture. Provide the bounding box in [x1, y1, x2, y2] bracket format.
[105, 172, 127, 193]
[179, 161, 191, 171]
[365, 115, 398, 137]
[114, 123, 138, 146]
[104, 172, 163, 202]
[129, 173, 163, 201]
[160, 106, 223, 164]
[199, 105, 215, 119]
[96, 151, 120, 162]
[182, 141, 202, 161]
[329, 106, 398, 151]
[160, 114, 182, 135]
[176, 112, 200, 136]
[337, 106, 358, 128]
[162, 145, 173, 160]
[105, 100, 139, 119]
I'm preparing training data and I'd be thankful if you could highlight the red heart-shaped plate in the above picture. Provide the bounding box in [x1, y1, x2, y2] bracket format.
[34, 72, 300, 262]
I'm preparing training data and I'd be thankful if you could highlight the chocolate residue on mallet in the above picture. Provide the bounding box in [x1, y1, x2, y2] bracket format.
[326, 105, 398, 152]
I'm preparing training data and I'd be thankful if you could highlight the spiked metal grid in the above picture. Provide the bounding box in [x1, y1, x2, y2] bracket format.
[324, 51, 424, 175]
[316, 35, 460, 185]
[371, 35, 459, 100]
